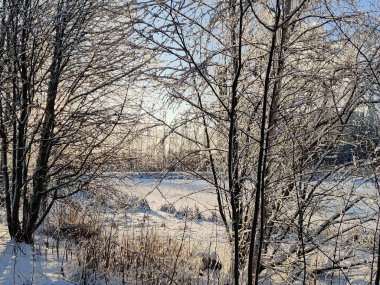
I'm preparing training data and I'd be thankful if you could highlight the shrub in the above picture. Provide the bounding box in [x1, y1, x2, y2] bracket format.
[175, 206, 204, 221]
[160, 202, 177, 214]
[41, 201, 102, 242]
[206, 211, 220, 223]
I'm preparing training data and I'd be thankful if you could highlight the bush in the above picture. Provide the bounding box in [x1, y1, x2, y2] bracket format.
[124, 196, 151, 212]
[206, 211, 220, 223]
[42, 201, 102, 242]
[160, 202, 177, 214]
[175, 206, 204, 221]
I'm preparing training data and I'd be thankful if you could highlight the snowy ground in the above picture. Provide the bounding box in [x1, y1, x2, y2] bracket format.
[0, 223, 74, 284]
[112, 172, 227, 243]
[0, 172, 230, 284]
[0, 173, 377, 284]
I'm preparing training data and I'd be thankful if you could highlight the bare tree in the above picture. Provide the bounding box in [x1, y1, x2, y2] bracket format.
[0, 0, 148, 243]
[131, 0, 380, 283]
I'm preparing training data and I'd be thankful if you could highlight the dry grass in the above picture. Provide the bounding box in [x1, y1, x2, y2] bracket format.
[38, 187, 231, 284]
[72, 226, 229, 284]
[41, 200, 103, 242]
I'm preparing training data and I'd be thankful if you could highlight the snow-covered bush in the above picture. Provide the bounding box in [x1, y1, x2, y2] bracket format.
[175, 206, 204, 220]
[160, 202, 177, 214]
[206, 211, 219, 223]
[42, 201, 102, 242]
[123, 195, 151, 212]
